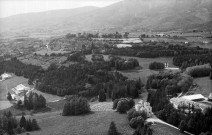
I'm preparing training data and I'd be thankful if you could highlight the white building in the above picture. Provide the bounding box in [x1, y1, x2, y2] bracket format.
[12, 84, 30, 95]
[181, 94, 206, 102]
[0, 73, 12, 81]
[135, 100, 152, 118]
[116, 44, 132, 48]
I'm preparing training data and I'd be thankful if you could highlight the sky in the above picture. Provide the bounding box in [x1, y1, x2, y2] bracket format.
[0, 0, 122, 18]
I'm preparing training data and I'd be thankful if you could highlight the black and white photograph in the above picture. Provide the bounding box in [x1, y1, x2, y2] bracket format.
[0, 0, 212, 135]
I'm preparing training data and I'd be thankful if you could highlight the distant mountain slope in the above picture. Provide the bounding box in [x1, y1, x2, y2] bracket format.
[0, 0, 212, 37]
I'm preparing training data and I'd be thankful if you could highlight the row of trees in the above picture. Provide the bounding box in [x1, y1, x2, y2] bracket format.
[105, 44, 211, 58]
[173, 54, 212, 69]
[0, 111, 40, 135]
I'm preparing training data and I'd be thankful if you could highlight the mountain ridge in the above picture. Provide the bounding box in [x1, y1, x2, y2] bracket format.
[0, 0, 212, 37]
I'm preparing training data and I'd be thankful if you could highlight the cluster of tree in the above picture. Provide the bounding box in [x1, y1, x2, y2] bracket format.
[149, 62, 165, 70]
[157, 103, 212, 135]
[173, 54, 212, 69]
[185, 64, 212, 77]
[112, 98, 135, 113]
[67, 52, 85, 62]
[101, 32, 122, 39]
[127, 109, 153, 135]
[23, 92, 46, 110]
[105, 45, 211, 58]
[0, 111, 39, 135]
[62, 96, 90, 116]
[108, 55, 139, 70]
[146, 71, 193, 112]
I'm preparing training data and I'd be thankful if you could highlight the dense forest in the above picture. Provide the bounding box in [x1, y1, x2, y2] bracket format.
[0, 58, 142, 100]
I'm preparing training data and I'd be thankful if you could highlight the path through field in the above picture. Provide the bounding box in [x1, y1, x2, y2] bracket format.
[90, 101, 114, 111]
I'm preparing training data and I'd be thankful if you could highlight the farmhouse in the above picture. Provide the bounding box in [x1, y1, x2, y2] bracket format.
[0, 73, 12, 81]
[135, 100, 152, 117]
[12, 84, 30, 95]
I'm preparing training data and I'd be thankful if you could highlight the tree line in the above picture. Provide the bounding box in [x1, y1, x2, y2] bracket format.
[173, 54, 212, 69]
[105, 44, 212, 58]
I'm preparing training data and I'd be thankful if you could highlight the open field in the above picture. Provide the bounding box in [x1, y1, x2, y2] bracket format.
[20, 101, 134, 135]
[22, 111, 134, 135]
[0, 75, 61, 102]
[194, 77, 212, 97]
[18, 54, 67, 69]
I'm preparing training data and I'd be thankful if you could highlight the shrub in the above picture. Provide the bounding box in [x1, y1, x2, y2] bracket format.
[117, 100, 129, 113]
[129, 116, 144, 129]
[149, 62, 165, 70]
[108, 121, 120, 135]
[7, 92, 12, 101]
[186, 64, 211, 77]
[127, 98, 135, 109]
[113, 99, 119, 110]
[127, 109, 148, 121]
